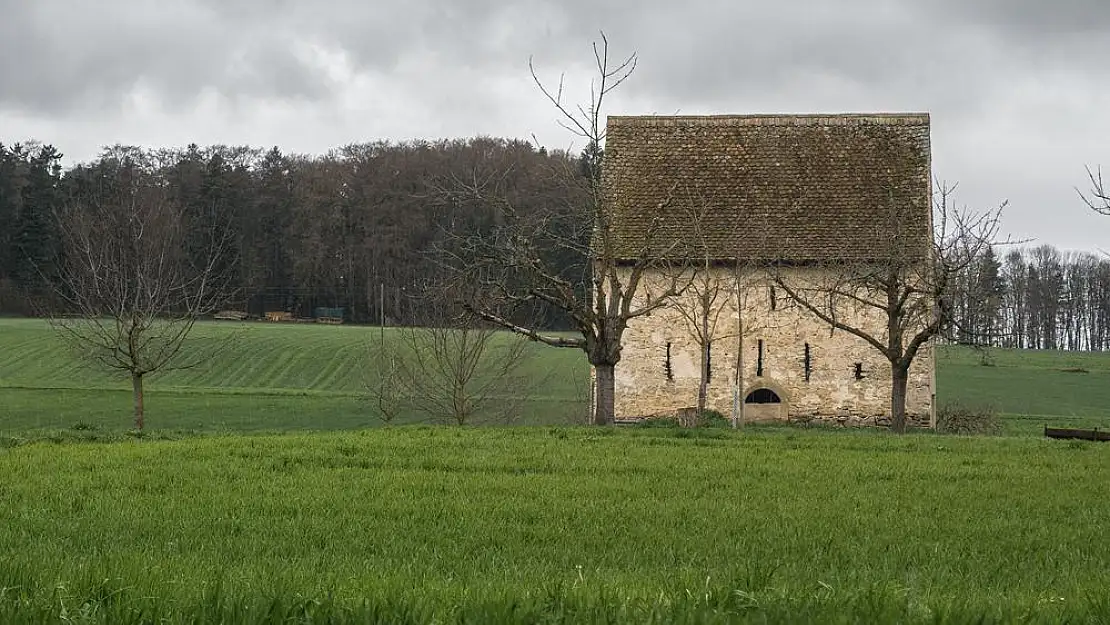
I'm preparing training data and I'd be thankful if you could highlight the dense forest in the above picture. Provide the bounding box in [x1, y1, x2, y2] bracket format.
[2, 139, 1109, 350]
[0, 139, 579, 326]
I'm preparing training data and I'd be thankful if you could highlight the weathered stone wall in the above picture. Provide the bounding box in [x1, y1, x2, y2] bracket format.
[613, 267, 935, 427]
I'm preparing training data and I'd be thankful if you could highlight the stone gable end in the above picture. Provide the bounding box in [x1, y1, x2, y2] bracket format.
[602, 113, 935, 426]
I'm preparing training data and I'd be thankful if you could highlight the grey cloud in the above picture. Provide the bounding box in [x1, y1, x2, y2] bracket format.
[512, 0, 1110, 118]
[466, 1, 978, 115]
[932, 0, 1110, 37]
[0, 1, 332, 114]
[196, 0, 554, 70]
[2, 0, 1110, 249]
[6, 0, 1110, 117]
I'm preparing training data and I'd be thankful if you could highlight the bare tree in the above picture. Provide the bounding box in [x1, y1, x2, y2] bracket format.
[1080, 165, 1110, 215]
[672, 261, 770, 429]
[665, 187, 780, 427]
[772, 183, 1005, 433]
[50, 167, 232, 431]
[665, 189, 732, 424]
[726, 261, 788, 428]
[367, 287, 535, 425]
[440, 34, 688, 425]
[663, 185, 793, 428]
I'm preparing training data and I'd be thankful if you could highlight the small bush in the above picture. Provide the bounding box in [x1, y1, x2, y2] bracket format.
[699, 410, 732, 428]
[936, 403, 1002, 436]
[637, 409, 733, 429]
[636, 417, 681, 429]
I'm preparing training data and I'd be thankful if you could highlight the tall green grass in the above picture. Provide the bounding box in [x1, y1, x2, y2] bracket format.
[0, 428, 1107, 622]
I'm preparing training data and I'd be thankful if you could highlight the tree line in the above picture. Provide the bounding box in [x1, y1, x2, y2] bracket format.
[950, 244, 1110, 351]
[6, 137, 1110, 356]
[0, 138, 582, 327]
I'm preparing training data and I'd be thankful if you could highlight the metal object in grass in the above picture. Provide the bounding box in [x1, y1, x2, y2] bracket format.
[1044, 426, 1110, 442]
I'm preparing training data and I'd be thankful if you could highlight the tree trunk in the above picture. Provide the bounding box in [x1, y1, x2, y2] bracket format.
[453, 383, 466, 426]
[132, 372, 145, 431]
[890, 364, 909, 434]
[695, 306, 709, 427]
[733, 314, 744, 429]
[696, 342, 708, 427]
[593, 363, 615, 426]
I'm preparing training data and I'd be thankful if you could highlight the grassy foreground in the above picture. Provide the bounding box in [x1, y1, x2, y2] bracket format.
[1, 427, 1109, 623]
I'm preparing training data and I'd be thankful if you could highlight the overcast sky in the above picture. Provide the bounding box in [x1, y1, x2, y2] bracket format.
[3, 0, 1110, 251]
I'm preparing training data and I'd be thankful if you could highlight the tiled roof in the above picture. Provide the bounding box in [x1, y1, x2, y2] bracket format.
[601, 114, 932, 262]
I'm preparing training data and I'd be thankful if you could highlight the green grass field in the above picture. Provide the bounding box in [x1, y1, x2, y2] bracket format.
[3, 318, 1110, 622]
[0, 319, 590, 435]
[2, 428, 1109, 623]
[3, 317, 1110, 436]
[937, 345, 1110, 435]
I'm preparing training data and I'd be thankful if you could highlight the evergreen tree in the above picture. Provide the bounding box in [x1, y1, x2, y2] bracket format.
[969, 246, 1004, 344]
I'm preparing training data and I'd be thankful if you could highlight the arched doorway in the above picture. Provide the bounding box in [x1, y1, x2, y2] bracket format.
[744, 387, 785, 421]
[745, 388, 782, 404]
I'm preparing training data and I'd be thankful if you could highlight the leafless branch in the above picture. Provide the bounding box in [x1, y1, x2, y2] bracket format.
[367, 283, 537, 425]
[432, 34, 684, 425]
[771, 181, 1007, 432]
[47, 167, 235, 430]
[1079, 164, 1110, 215]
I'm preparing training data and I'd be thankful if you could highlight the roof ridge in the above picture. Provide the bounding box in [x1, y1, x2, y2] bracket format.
[607, 113, 930, 127]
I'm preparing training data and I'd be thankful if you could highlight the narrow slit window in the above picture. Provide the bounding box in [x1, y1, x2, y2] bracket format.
[804, 343, 811, 382]
[769, 286, 777, 311]
[706, 342, 712, 383]
[757, 339, 764, 377]
[854, 362, 864, 380]
[664, 342, 674, 381]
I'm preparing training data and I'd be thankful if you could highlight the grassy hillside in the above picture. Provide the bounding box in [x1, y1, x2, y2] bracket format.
[4, 320, 1110, 621]
[0, 318, 589, 433]
[0, 318, 583, 393]
[1, 428, 1108, 623]
[936, 345, 1110, 435]
[3, 317, 1110, 435]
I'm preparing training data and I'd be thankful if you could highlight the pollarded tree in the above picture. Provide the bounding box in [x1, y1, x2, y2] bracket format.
[50, 162, 234, 430]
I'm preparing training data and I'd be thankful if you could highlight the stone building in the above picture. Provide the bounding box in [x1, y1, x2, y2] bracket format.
[602, 113, 935, 427]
